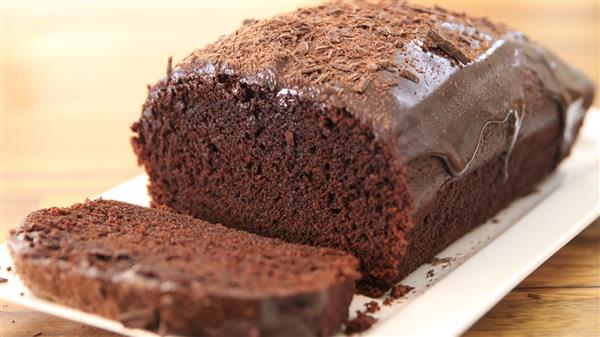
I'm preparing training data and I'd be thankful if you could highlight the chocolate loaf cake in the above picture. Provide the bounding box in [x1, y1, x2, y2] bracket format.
[131, 2, 595, 296]
[8, 199, 359, 336]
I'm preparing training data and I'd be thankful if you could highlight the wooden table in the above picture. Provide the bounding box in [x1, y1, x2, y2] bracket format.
[1, 1, 598, 336]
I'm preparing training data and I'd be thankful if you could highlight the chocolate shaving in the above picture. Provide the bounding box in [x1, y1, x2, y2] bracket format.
[285, 131, 295, 147]
[241, 18, 258, 26]
[346, 73, 361, 82]
[399, 69, 420, 83]
[166, 56, 173, 77]
[327, 30, 341, 43]
[315, 72, 330, 83]
[325, 49, 334, 60]
[331, 63, 352, 72]
[366, 63, 379, 72]
[427, 29, 472, 64]
[301, 65, 322, 74]
[352, 78, 370, 93]
[352, 46, 368, 57]
[0, 277, 7, 283]
[295, 41, 309, 55]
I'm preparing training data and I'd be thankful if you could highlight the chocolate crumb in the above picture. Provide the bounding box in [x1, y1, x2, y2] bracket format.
[383, 298, 393, 306]
[426, 269, 435, 278]
[6, 266, 12, 272]
[391, 284, 414, 299]
[364, 300, 380, 313]
[20, 292, 24, 296]
[345, 311, 377, 334]
[0, 277, 7, 283]
[427, 29, 472, 65]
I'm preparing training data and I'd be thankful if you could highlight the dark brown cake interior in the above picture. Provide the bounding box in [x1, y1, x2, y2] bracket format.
[12, 199, 359, 294]
[9, 199, 359, 336]
[134, 71, 412, 295]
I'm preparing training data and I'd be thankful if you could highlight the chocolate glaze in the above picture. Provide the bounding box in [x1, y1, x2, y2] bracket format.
[171, 30, 593, 180]
[389, 34, 593, 177]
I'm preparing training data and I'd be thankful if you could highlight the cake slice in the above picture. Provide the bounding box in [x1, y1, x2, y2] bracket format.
[8, 199, 360, 337]
[131, 1, 595, 296]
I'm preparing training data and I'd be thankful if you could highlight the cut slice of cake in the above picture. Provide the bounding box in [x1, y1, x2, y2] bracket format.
[9, 199, 360, 337]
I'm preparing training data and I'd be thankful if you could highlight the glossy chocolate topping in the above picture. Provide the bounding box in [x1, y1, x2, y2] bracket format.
[164, 1, 594, 178]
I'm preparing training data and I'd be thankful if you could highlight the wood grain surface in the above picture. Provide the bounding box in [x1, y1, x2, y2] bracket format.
[1, 1, 598, 336]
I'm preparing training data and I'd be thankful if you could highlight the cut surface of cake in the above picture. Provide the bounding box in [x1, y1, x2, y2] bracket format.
[9, 199, 360, 336]
[131, 1, 595, 296]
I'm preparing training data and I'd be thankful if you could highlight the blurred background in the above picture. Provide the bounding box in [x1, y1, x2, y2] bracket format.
[1, 1, 598, 336]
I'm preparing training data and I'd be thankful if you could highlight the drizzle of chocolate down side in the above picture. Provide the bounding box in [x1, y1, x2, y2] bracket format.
[168, 1, 594, 179]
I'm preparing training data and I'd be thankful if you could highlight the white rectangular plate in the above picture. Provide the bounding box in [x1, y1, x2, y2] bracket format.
[1, 109, 599, 337]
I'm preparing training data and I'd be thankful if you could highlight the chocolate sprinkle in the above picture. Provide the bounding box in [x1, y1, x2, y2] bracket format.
[427, 29, 472, 65]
